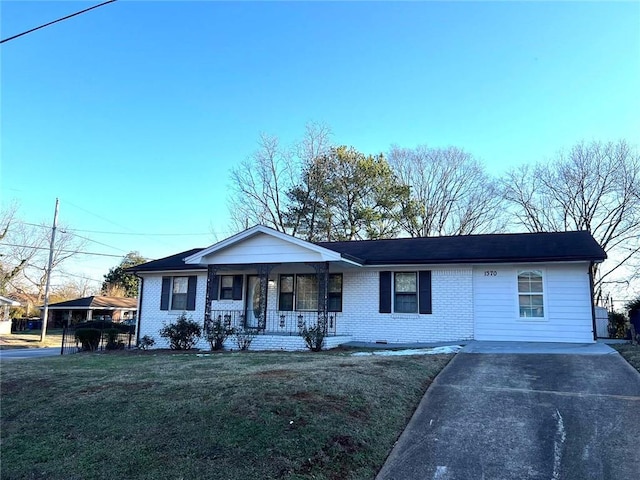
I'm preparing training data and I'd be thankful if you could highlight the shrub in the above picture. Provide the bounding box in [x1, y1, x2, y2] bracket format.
[138, 335, 155, 350]
[234, 327, 256, 351]
[205, 315, 235, 351]
[159, 313, 202, 350]
[626, 296, 640, 315]
[104, 328, 125, 350]
[608, 311, 629, 339]
[299, 322, 325, 352]
[75, 328, 101, 351]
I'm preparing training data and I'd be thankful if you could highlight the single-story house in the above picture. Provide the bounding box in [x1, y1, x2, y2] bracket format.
[129, 225, 606, 350]
[41, 296, 138, 328]
[0, 296, 21, 334]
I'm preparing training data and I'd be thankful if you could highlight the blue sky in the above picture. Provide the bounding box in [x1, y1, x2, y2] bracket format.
[1, 0, 639, 290]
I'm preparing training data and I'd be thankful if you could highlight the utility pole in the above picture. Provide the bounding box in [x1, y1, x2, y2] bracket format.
[40, 198, 59, 342]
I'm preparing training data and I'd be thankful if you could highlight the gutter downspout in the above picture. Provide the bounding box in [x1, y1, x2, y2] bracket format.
[588, 262, 597, 342]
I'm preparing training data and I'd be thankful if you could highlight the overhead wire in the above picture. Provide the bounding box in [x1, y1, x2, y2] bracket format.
[15, 221, 217, 237]
[0, 243, 126, 259]
[0, 0, 118, 44]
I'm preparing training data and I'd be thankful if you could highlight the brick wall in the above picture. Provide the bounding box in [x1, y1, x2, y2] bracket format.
[338, 268, 474, 343]
[139, 267, 474, 350]
[139, 272, 209, 349]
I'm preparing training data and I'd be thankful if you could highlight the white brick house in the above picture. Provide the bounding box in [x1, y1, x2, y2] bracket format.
[130, 225, 606, 350]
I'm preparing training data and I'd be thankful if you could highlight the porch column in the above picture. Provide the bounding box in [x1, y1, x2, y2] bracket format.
[256, 264, 277, 330]
[309, 262, 329, 332]
[205, 265, 218, 328]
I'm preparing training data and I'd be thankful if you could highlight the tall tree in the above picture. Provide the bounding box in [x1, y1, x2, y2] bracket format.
[502, 140, 640, 300]
[101, 251, 147, 298]
[388, 145, 505, 237]
[228, 122, 333, 234]
[287, 146, 405, 241]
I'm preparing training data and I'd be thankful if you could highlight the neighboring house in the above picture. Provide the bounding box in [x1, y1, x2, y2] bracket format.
[129, 225, 606, 350]
[41, 296, 138, 328]
[0, 296, 20, 334]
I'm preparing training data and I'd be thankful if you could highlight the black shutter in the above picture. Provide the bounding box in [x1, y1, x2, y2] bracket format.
[160, 277, 171, 311]
[186, 276, 197, 311]
[419, 271, 432, 314]
[379, 271, 392, 313]
[209, 274, 219, 301]
[232, 275, 243, 300]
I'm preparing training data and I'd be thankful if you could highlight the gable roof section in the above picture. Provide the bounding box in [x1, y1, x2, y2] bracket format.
[317, 230, 606, 265]
[183, 225, 350, 265]
[43, 296, 138, 310]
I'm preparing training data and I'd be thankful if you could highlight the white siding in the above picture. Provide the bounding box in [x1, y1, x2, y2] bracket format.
[473, 263, 594, 343]
[200, 233, 333, 264]
[338, 268, 474, 343]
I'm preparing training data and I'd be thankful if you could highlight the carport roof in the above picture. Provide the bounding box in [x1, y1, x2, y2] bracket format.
[42, 296, 138, 310]
[129, 229, 605, 272]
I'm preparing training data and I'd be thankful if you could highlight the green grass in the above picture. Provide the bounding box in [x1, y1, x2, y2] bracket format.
[0, 350, 452, 480]
[613, 343, 640, 373]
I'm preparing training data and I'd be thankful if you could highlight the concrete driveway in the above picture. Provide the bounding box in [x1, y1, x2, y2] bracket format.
[377, 345, 640, 480]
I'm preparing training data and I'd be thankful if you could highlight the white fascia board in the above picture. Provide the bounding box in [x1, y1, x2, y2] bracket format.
[183, 225, 351, 264]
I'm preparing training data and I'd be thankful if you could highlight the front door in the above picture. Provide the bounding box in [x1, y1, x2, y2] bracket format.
[245, 275, 263, 328]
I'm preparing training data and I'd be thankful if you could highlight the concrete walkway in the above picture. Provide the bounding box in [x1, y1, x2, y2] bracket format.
[377, 344, 640, 480]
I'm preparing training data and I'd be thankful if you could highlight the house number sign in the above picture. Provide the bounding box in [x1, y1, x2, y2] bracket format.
[484, 270, 497, 276]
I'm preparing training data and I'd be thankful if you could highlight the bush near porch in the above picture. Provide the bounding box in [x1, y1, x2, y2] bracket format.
[0, 350, 452, 480]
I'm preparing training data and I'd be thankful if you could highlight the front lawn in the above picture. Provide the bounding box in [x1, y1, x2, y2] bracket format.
[1, 349, 452, 480]
[613, 343, 640, 373]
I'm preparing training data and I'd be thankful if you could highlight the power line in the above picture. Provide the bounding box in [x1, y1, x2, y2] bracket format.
[16, 221, 215, 237]
[14, 221, 129, 254]
[1, 0, 118, 44]
[63, 231, 130, 254]
[1, 242, 125, 258]
[63, 228, 216, 237]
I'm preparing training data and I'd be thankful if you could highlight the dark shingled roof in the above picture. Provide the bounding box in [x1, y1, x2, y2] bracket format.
[317, 230, 606, 265]
[128, 248, 206, 273]
[129, 231, 605, 272]
[44, 296, 138, 309]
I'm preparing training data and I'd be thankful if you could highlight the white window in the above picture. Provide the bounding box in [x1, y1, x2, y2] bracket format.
[171, 276, 188, 310]
[518, 270, 544, 318]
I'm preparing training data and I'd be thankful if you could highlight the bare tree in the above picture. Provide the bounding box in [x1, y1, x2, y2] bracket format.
[502, 140, 640, 300]
[1, 205, 45, 294]
[53, 277, 98, 300]
[0, 205, 86, 300]
[388, 145, 505, 237]
[227, 122, 333, 234]
[15, 225, 86, 302]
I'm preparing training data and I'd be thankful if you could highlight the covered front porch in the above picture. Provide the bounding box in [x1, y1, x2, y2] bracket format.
[182, 226, 362, 341]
